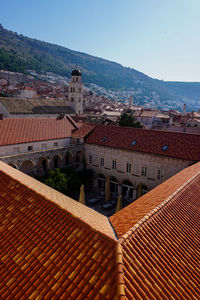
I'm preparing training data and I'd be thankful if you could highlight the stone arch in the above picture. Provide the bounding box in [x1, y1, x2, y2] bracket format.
[65, 151, 73, 166]
[137, 183, 148, 198]
[8, 162, 18, 169]
[110, 176, 118, 195]
[36, 157, 49, 173]
[97, 173, 106, 190]
[51, 155, 62, 169]
[19, 160, 35, 175]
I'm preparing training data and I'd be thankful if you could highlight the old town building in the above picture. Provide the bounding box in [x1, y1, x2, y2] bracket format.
[0, 116, 84, 175]
[81, 125, 200, 201]
[0, 117, 200, 204]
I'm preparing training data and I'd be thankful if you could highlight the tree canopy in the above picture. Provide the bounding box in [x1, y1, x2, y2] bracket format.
[118, 113, 143, 128]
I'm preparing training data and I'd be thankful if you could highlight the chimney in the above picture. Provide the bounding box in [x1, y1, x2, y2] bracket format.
[57, 113, 65, 120]
[0, 114, 3, 120]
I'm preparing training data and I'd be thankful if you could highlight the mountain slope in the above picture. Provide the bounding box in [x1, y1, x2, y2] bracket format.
[0, 25, 200, 110]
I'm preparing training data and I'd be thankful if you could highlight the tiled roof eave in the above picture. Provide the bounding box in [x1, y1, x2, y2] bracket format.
[0, 161, 117, 241]
[119, 168, 200, 243]
[85, 142, 197, 162]
[0, 136, 71, 147]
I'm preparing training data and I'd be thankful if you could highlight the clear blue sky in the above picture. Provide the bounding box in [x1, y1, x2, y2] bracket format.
[1, 0, 200, 81]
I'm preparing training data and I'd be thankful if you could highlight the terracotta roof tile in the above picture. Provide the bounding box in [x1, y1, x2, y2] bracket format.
[0, 97, 74, 115]
[85, 124, 200, 161]
[72, 123, 96, 138]
[1, 160, 200, 298]
[0, 117, 76, 146]
[1, 162, 116, 239]
[0, 162, 117, 299]
[110, 163, 200, 238]
[118, 166, 200, 298]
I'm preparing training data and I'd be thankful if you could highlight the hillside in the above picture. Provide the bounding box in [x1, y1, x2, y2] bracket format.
[0, 25, 200, 110]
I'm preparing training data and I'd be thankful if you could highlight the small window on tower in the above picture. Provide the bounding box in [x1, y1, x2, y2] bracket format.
[78, 88, 81, 93]
[76, 77, 78, 81]
[71, 97, 74, 102]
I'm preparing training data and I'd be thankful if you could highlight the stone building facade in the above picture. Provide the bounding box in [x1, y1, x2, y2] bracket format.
[68, 69, 83, 114]
[84, 143, 193, 200]
[0, 117, 84, 175]
[82, 124, 199, 202]
[0, 142, 84, 176]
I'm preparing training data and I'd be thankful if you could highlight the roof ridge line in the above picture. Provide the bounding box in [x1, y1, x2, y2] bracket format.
[66, 114, 78, 129]
[0, 161, 117, 241]
[116, 243, 126, 299]
[119, 169, 200, 242]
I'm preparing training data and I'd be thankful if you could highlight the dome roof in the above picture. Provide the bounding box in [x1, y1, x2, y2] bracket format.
[71, 69, 81, 76]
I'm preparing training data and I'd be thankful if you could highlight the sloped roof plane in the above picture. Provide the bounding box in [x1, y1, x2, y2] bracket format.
[85, 124, 200, 161]
[0, 117, 77, 146]
[0, 161, 200, 298]
[0, 97, 74, 115]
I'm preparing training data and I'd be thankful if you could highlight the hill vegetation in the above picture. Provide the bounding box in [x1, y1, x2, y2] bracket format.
[0, 25, 200, 110]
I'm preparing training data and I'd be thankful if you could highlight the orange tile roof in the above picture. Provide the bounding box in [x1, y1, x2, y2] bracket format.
[110, 162, 200, 238]
[118, 164, 200, 298]
[0, 161, 116, 240]
[85, 124, 200, 161]
[0, 117, 76, 146]
[72, 123, 96, 138]
[0, 162, 117, 299]
[1, 160, 200, 298]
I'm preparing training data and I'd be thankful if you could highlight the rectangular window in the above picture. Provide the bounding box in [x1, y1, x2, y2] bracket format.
[71, 97, 74, 102]
[126, 163, 131, 173]
[141, 166, 147, 177]
[88, 155, 92, 164]
[112, 160, 116, 170]
[78, 88, 82, 93]
[100, 157, 104, 167]
[28, 146, 33, 151]
[157, 169, 164, 180]
[54, 142, 58, 147]
[76, 138, 80, 145]
[13, 147, 19, 153]
[42, 144, 47, 149]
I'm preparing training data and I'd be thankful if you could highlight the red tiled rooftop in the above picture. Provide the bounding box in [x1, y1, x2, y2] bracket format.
[72, 123, 96, 138]
[110, 162, 200, 238]
[85, 124, 200, 161]
[0, 117, 77, 146]
[118, 162, 200, 298]
[0, 162, 117, 299]
[1, 160, 200, 298]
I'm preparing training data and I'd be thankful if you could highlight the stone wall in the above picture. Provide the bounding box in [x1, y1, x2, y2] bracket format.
[85, 144, 193, 200]
[0, 144, 84, 176]
[0, 138, 71, 157]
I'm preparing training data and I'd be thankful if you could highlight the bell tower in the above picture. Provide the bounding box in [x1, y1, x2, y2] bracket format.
[68, 69, 83, 114]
